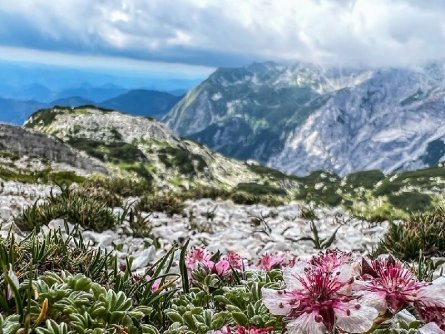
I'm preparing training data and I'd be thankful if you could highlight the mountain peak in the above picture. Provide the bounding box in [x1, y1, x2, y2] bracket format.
[164, 61, 445, 176]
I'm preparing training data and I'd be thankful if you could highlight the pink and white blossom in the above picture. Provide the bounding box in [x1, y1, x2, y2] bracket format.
[145, 275, 161, 293]
[185, 247, 214, 271]
[262, 252, 378, 334]
[258, 253, 286, 271]
[357, 257, 445, 315]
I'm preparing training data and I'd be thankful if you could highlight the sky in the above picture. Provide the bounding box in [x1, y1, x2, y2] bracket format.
[0, 0, 445, 80]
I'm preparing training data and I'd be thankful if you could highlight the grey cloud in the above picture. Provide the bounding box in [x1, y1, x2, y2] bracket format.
[0, 0, 444, 68]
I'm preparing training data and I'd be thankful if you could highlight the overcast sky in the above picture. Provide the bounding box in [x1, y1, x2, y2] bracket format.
[1, 0, 445, 74]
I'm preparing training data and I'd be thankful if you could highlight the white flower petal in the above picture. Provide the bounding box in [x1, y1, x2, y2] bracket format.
[261, 288, 293, 315]
[335, 263, 354, 283]
[287, 312, 326, 334]
[357, 290, 387, 313]
[8, 265, 19, 289]
[283, 265, 305, 290]
[6, 265, 19, 300]
[335, 302, 378, 333]
[417, 279, 445, 307]
[419, 322, 445, 334]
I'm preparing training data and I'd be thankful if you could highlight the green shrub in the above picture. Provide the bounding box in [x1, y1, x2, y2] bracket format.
[375, 207, 445, 260]
[136, 193, 185, 216]
[14, 185, 118, 232]
[246, 163, 288, 180]
[345, 170, 385, 189]
[158, 146, 207, 175]
[68, 138, 147, 165]
[82, 176, 152, 198]
[387, 192, 433, 212]
[179, 186, 231, 201]
[0, 168, 85, 186]
[234, 183, 286, 196]
[229, 192, 284, 207]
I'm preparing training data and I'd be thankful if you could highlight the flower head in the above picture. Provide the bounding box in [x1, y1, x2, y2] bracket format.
[214, 259, 231, 276]
[234, 325, 273, 334]
[145, 275, 161, 293]
[185, 247, 214, 271]
[258, 253, 286, 271]
[310, 249, 352, 273]
[262, 254, 378, 334]
[226, 251, 244, 270]
[357, 258, 445, 315]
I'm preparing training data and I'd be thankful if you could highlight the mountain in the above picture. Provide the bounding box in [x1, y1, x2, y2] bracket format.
[51, 96, 95, 107]
[0, 123, 108, 180]
[164, 62, 445, 176]
[55, 84, 127, 102]
[24, 106, 290, 191]
[7, 105, 445, 220]
[19, 83, 54, 102]
[100, 89, 180, 119]
[0, 89, 181, 125]
[0, 98, 47, 125]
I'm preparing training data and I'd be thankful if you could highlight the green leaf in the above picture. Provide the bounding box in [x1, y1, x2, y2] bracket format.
[232, 312, 248, 326]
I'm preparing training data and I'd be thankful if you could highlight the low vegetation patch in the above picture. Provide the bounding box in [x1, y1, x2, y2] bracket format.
[136, 193, 186, 216]
[0, 167, 85, 185]
[375, 207, 445, 260]
[14, 184, 118, 232]
[158, 146, 207, 175]
[68, 137, 147, 165]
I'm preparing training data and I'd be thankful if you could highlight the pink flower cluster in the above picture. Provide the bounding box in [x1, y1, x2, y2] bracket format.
[185, 247, 243, 277]
[257, 253, 290, 271]
[261, 250, 445, 334]
[214, 325, 273, 334]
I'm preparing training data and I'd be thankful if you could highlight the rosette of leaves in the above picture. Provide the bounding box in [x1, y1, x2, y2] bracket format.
[26, 272, 152, 333]
[165, 288, 231, 333]
[164, 269, 284, 333]
[214, 270, 283, 330]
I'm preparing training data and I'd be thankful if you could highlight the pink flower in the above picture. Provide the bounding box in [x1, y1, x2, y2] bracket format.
[234, 325, 273, 334]
[258, 253, 285, 271]
[145, 275, 161, 293]
[417, 306, 445, 332]
[357, 257, 445, 315]
[185, 247, 214, 271]
[213, 325, 232, 334]
[226, 251, 244, 270]
[310, 249, 352, 273]
[214, 259, 231, 276]
[262, 254, 378, 334]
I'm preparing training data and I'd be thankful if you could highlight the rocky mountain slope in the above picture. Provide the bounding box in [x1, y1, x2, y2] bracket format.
[164, 62, 445, 176]
[0, 123, 108, 179]
[24, 106, 291, 191]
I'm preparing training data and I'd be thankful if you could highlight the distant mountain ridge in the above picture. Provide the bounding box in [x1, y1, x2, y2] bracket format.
[100, 89, 181, 119]
[164, 61, 445, 176]
[0, 89, 180, 125]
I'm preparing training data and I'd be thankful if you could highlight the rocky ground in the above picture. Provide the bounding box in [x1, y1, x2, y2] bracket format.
[0, 179, 387, 273]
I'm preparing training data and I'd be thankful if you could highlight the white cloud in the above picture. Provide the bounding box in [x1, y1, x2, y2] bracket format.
[0, 0, 444, 68]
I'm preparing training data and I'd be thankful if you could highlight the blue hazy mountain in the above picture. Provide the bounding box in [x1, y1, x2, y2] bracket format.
[0, 89, 182, 125]
[100, 89, 181, 118]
